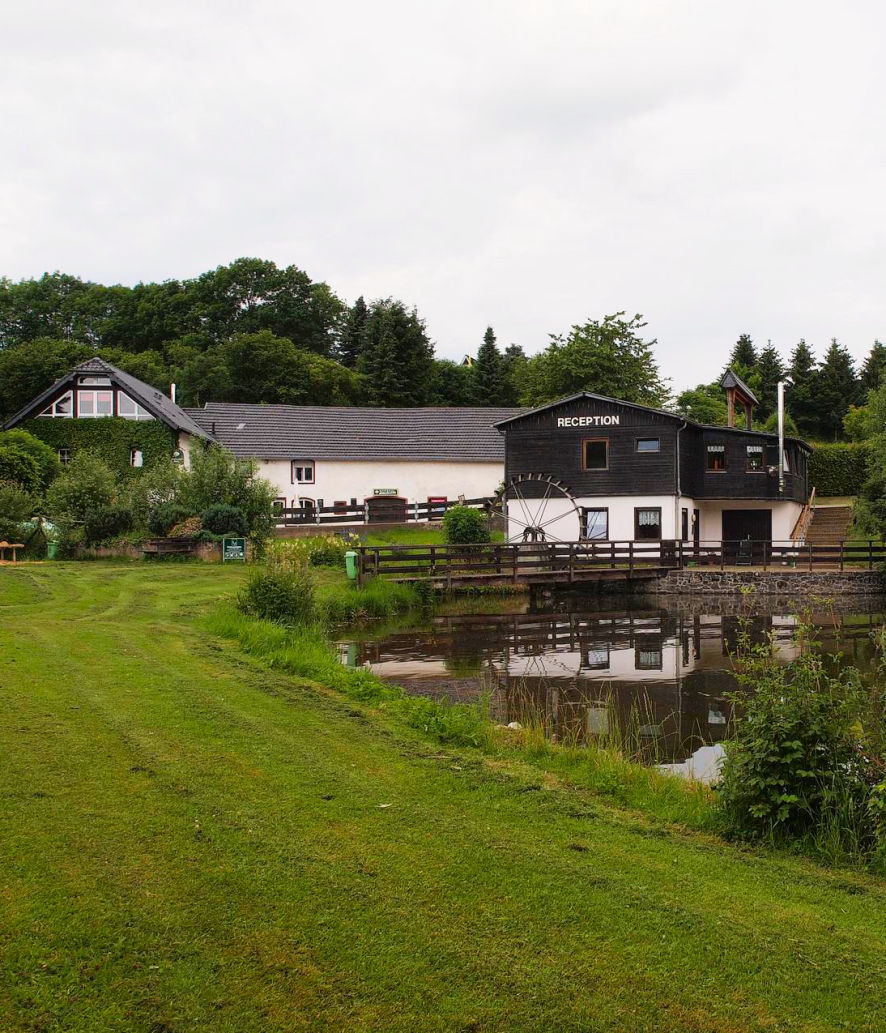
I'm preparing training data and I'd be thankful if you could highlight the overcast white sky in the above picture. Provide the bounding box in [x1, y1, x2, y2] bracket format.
[2, 1, 884, 388]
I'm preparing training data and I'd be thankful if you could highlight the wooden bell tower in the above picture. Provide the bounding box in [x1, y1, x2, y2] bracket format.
[720, 369, 758, 429]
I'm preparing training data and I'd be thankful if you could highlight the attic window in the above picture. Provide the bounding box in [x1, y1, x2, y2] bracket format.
[39, 391, 73, 418]
[78, 376, 111, 386]
[77, 390, 113, 418]
[117, 392, 154, 421]
[291, 461, 315, 484]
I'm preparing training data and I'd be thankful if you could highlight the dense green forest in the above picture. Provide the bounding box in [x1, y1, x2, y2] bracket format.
[1, 258, 882, 443]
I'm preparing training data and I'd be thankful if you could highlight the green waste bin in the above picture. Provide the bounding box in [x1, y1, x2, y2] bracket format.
[46, 542, 59, 560]
[345, 550, 358, 581]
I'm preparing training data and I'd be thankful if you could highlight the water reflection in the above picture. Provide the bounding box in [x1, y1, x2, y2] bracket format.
[339, 594, 886, 764]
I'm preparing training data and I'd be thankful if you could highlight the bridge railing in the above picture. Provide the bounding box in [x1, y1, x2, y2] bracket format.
[354, 538, 886, 585]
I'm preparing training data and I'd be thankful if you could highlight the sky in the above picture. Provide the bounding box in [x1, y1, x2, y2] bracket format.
[2, 1, 884, 390]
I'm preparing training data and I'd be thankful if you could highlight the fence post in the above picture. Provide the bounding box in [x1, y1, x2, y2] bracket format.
[374, 548, 380, 577]
[870, 541, 874, 571]
[628, 541, 634, 572]
[357, 550, 364, 589]
[678, 538, 684, 569]
[808, 544, 812, 571]
[513, 545, 519, 583]
[763, 540, 769, 570]
[839, 541, 844, 572]
[569, 543, 575, 583]
[430, 545, 436, 576]
[720, 541, 725, 572]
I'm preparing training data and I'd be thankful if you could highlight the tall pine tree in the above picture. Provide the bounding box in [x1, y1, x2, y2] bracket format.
[786, 339, 819, 439]
[754, 342, 784, 422]
[358, 299, 435, 407]
[728, 333, 757, 371]
[861, 340, 886, 393]
[473, 326, 504, 406]
[337, 295, 368, 368]
[814, 338, 861, 441]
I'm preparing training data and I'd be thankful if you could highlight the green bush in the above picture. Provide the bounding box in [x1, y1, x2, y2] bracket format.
[0, 480, 37, 541]
[809, 443, 871, 496]
[718, 627, 885, 863]
[83, 506, 134, 546]
[238, 554, 315, 626]
[44, 453, 117, 529]
[0, 429, 60, 491]
[201, 504, 247, 537]
[148, 503, 194, 537]
[0, 446, 41, 493]
[443, 505, 491, 544]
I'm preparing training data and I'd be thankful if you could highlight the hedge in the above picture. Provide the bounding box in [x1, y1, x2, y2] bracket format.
[21, 417, 177, 478]
[808, 442, 872, 497]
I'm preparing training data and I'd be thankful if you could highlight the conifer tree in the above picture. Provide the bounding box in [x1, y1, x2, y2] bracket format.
[754, 342, 785, 422]
[861, 339, 886, 392]
[473, 326, 504, 406]
[786, 339, 819, 438]
[358, 299, 435, 406]
[337, 295, 368, 368]
[728, 333, 757, 371]
[813, 338, 862, 440]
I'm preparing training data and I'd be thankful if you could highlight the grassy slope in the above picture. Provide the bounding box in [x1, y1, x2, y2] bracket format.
[1, 564, 885, 1032]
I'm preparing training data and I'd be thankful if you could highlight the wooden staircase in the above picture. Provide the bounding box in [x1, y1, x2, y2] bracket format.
[803, 505, 854, 545]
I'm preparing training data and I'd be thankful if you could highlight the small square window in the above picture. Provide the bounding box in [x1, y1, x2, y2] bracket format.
[706, 444, 726, 471]
[582, 439, 608, 470]
[130, 448, 144, 468]
[746, 445, 764, 471]
[636, 438, 660, 453]
[58, 448, 71, 466]
[291, 461, 315, 484]
[635, 507, 662, 540]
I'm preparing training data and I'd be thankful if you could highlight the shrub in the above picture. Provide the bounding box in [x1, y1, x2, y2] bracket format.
[168, 516, 203, 539]
[718, 626, 885, 862]
[0, 480, 37, 541]
[201, 504, 248, 537]
[83, 506, 134, 546]
[0, 446, 42, 493]
[121, 460, 183, 530]
[443, 505, 491, 544]
[44, 453, 117, 529]
[808, 443, 871, 496]
[148, 503, 194, 537]
[238, 553, 315, 626]
[0, 429, 60, 491]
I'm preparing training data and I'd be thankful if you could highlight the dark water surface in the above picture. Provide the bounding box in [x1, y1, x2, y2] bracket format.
[339, 591, 886, 765]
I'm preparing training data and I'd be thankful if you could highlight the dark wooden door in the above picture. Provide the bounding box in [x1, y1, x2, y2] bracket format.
[722, 509, 772, 562]
[366, 496, 407, 523]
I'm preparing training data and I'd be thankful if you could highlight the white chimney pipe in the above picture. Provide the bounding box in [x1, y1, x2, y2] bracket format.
[170, 383, 176, 404]
[777, 379, 790, 495]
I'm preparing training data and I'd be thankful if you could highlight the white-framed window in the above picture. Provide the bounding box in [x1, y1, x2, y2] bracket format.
[77, 390, 113, 418]
[291, 461, 315, 484]
[39, 391, 73, 418]
[746, 445, 764, 471]
[78, 376, 111, 386]
[57, 448, 71, 466]
[583, 508, 608, 540]
[117, 392, 154, 421]
[130, 448, 144, 468]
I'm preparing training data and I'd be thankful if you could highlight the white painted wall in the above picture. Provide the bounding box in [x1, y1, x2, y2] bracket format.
[696, 499, 803, 542]
[252, 458, 504, 508]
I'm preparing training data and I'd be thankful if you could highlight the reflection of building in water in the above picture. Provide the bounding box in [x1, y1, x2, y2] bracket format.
[348, 606, 883, 764]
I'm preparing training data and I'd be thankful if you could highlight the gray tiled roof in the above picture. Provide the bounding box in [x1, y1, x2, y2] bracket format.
[183, 403, 523, 461]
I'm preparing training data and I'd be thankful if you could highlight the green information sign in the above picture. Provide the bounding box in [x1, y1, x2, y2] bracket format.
[222, 537, 247, 562]
[373, 488, 399, 496]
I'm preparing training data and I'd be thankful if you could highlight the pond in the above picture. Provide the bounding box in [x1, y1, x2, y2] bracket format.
[339, 591, 886, 766]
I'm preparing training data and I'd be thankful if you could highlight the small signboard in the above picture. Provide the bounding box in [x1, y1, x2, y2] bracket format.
[222, 537, 247, 562]
[373, 488, 399, 496]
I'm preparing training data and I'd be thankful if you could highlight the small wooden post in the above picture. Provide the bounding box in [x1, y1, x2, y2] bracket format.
[374, 548, 380, 577]
[870, 541, 874, 571]
[763, 541, 769, 570]
[357, 550, 364, 589]
[628, 541, 634, 572]
[569, 543, 575, 583]
[430, 545, 436, 576]
[839, 541, 844, 571]
[808, 544, 813, 571]
[513, 545, 519, 583]
[720, 541, 725, 572]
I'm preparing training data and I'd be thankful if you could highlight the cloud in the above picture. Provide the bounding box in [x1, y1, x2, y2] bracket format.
[1, 1, 884, 386]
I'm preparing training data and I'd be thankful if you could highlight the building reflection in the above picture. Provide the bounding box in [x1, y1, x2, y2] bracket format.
[347, 603, 884, 764]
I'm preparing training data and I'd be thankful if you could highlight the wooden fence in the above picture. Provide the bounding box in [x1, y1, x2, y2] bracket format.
[355, 539, 886, 587]
[275, 496, 493, 527]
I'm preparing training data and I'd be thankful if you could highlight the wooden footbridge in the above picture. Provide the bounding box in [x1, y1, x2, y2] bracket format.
[354, 540, 886, 590]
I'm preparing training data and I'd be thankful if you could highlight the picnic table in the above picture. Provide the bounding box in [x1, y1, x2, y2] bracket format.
[0, 541, 25, 563]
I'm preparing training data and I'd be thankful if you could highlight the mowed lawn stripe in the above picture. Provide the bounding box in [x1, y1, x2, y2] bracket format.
[1, 564, 885, 1032]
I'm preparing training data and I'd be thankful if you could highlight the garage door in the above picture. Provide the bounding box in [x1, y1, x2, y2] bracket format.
[722, 509, 772, 562]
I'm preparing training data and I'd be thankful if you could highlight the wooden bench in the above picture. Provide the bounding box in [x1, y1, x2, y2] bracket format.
[0, 541, 25, 563]
[142, 538, 201, 557]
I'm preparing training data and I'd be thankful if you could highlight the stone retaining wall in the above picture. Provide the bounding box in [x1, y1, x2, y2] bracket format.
[653, 568, 886, 595]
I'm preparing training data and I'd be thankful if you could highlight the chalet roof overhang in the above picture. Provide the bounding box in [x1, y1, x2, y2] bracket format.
[1, 357, 213, 440]
[492, 391, 811, 451]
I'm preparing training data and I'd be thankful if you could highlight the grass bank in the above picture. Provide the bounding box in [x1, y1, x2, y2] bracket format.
[3, 562, 886, 1032]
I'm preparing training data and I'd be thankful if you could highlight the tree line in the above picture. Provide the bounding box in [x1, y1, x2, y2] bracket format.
[0, 259, 882, 442]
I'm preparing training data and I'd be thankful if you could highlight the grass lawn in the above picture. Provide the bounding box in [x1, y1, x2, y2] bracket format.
[2, 562, 886, 1032]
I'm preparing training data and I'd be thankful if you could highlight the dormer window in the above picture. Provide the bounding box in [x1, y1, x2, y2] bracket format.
[39, 391, 73, 418]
